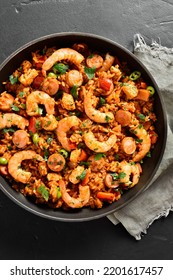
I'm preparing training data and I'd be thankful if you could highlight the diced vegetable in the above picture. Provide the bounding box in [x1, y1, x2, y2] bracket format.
[129, 71, 141, 81]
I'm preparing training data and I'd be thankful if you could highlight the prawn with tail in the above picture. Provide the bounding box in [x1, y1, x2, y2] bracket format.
[42, 48, 84, 76]
[56, 116, 81, 151]
[8, 151, 43, 184]
[26, 90, 55, 116]
[84, 131, 117, 153]
[118, 160, 141, 187]
[0, 113, 28, 130]
[59, 179, 90, 208]
[84, 88, 114, 123]
[131, 126, 151, 162]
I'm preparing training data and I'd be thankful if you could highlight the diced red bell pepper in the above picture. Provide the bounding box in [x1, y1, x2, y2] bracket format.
[99, 78, 112, 91]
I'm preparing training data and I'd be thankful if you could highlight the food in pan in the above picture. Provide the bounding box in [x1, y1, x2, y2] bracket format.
[0, 43, 158, 209]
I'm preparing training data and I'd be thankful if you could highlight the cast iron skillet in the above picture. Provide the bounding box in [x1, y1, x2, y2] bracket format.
[0, 32, 167, 221]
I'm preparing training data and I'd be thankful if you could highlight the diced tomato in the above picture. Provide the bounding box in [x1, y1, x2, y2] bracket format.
[140, 82, 147, 89]
[149, 130, 158, 144]
[99, 78, 112, 91]
[32, 75, 44, 89]
[68, 141, 77, 150]
[81, 169, 90, 186]
[28, 117, 37, 134]
[78, 149, 88, 162]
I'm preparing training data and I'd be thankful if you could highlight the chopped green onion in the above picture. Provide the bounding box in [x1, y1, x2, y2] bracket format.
[48, 72, 57, 78]
[57, 187, 62, 199]
[0, 157, 8, 165]
[32, 133, 39, 145]
[9, 75, 18, 85]
[38, 185, 49, 201]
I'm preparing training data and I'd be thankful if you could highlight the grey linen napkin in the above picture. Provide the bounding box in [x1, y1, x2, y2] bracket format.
[107, 34, 173, 240]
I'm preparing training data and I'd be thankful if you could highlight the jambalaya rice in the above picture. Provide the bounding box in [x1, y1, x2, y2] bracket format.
[0, 43, 158, 209]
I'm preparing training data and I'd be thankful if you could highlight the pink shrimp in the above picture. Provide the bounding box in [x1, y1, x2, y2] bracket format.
[42, 48, 84, 75]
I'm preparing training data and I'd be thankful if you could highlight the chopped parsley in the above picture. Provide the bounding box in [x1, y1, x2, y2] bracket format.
[70, 85, 78, 99]
[47, 137, 53, 144]
[11, 104, 20, 112]
[79, 161, 90, 167]
[138, 114, 146, 121]
[84, 66, 96, 79]
[2, 128, 15, 134]
[146, 151, 151, 157]
[53, 63, 69, 74]
[19, 91, 25, 98]
[98, 97, 106, 107]
[9, 75, 18, 85]
[76, 169, 87, 181]
[94, 153, 106, 161]
[105, 115, 112, 122]
[38, 185, 49, 201]
[109, 172, 126, 181]
[43, 148, 49, 161]
[57, 187, 62, 199]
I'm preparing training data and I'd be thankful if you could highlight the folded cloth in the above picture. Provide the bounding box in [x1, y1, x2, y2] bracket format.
[107, 34, 173, 240]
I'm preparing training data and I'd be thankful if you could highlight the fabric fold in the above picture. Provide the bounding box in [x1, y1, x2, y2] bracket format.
[107, 34, 173, 240]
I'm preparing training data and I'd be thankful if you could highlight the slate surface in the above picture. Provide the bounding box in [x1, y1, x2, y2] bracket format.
[0, 0, 173, 259]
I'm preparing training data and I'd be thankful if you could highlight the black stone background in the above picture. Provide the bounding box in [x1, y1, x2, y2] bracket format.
[0, 0, 173, 259]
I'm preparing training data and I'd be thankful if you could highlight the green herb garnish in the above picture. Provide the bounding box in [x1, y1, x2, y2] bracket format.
[38, 185, 49, 201]
[9, 75, 18, 85]
[84, 66, 96, 79]
[76, 169, 87, 181]
[53, 63, 69, 74]
[94, 153, 106, 161]
[11, 104, 20, 112]
[70, 85, 78, 99]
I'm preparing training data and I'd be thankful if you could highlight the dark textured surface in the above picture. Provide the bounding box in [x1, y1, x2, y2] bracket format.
[1, 0, 173, 260]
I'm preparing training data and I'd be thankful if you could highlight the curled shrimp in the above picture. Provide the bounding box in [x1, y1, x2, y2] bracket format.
[0, 113, 29, 130]
[56, 116, 81, 151]
[131, 126, 151, 162]
[0, 92, 14, 111]
[118, 160, 141, 187]
[99, 53, 114, 72]
[26, 90, 55, 116]
[69, 165, 85, 184]
[59, 179, 90, 208]
[84, 131, 117, 153]
[84, 89, 114, 123]
[40, 114, 58, 131]
[42, 48, 84, 74]
[8, 151, 43, 184]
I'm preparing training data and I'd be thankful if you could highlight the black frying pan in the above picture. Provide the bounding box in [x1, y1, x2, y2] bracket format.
[0, 32, 167, 221]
